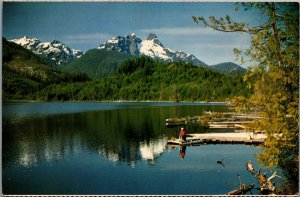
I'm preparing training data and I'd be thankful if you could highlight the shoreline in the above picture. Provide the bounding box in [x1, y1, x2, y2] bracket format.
[3, 100, 230, 105]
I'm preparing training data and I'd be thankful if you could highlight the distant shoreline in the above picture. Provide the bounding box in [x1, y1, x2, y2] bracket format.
[3, 99, 230, 105]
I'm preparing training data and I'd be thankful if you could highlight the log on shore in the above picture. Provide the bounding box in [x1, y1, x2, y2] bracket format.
[245, 160, 282, 193]
[226, 184, 255, 195]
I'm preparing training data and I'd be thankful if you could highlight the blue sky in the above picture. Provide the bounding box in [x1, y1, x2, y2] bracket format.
[3, 2, 264, 66]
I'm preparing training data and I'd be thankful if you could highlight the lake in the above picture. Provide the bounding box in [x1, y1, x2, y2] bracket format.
[2, 102, 284, 195]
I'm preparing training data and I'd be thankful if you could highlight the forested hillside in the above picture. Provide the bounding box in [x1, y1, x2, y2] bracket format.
[63, 49, 132, 79]
[2, 38, 90, 101]
[33, 56, 249, 101]
[3, 38, 249, 102]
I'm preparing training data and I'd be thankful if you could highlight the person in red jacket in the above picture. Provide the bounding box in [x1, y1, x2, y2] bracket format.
[179, 127, 185, 141]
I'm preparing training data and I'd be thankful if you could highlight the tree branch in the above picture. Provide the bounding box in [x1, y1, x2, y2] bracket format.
[193, 16, 264, 34]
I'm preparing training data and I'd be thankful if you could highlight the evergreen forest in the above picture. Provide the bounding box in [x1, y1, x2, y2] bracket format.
[3, 38, 249, 102]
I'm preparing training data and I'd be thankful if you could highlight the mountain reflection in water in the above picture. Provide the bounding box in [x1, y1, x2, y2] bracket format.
[4, 102, 280, 195]
[4, 103, 226, 169]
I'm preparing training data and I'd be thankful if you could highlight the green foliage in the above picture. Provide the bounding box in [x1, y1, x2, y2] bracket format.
[63, 49, 132, 79]
[117, 55, 155, 75]
[2, 67, 41, 101]
[194, 3, 299, 193]
[2, 38, 91, 101]
[3, 36, 248, 103]
[32, 56, 249, 102]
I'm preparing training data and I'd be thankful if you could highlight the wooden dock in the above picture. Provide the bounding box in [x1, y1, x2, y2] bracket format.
[165, 116, 200, 127]
[167, 132, 267, 146]
[166, 111, 267, 146]
[201, 111, 262, 131]
[187, 132, 266, 145]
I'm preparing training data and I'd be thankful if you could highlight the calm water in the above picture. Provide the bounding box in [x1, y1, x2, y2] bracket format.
[2, 102, 284, 195]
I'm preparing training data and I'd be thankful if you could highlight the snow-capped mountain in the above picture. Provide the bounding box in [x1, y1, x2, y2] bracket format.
[98, 33, 208, 67]
[98, 33, 142, 56]
[10, 36, 83, 66]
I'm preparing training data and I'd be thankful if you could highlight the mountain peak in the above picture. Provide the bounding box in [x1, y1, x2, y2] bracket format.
[127, 33, 137, 38]
[50, 40, 61, 44]
[98, 34, 142, 56]
[147, 33, 158, 40]
[10, 36, 83, 66]
[98, 33, 208, 67]
[145, 33, 164, 47]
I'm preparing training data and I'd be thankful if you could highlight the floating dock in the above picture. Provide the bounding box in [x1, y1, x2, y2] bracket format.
[167, 132, 266, 146]
[207, 121, 253, 129]
[167, 111, 266, 146]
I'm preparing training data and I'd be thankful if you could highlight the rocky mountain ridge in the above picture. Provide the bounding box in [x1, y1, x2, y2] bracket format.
[10, 36, 83, 66]
[98, 33, 208, 67]
[10, 34, 245, 75]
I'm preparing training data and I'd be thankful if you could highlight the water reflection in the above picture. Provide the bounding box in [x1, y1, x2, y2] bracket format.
[19, 140, 37, 167]
[139, 138, 168, 163]
[98, 142, 140, 167]
[4, 104, 227, 168]
[3, 103, 287, 195]
[179, 145, 187, 159]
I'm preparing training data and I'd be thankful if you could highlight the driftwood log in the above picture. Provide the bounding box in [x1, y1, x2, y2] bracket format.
[226, 174, 254, 195]
[227, 184, 254, 195]
[246, 160, 255, 175]
[257, 170, 282, 193]
[246, 161, 281, 193]
[227, 160, 281, 195]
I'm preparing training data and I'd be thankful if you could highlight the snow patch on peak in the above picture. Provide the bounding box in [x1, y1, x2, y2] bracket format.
[98, 33, 142, 56]
[10, 36, 41, 50]
[107, 36, 120, 44]
[97, 32, 208, 67]
[140, 39, 171, 60]
[10, 36, 83, 66]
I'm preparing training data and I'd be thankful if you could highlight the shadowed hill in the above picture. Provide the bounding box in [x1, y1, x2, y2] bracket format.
[2, 38, 90, 101]
[210, 62, 246, 75]
[63, 49, 132, 79]
[35, 56, 249, 101]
